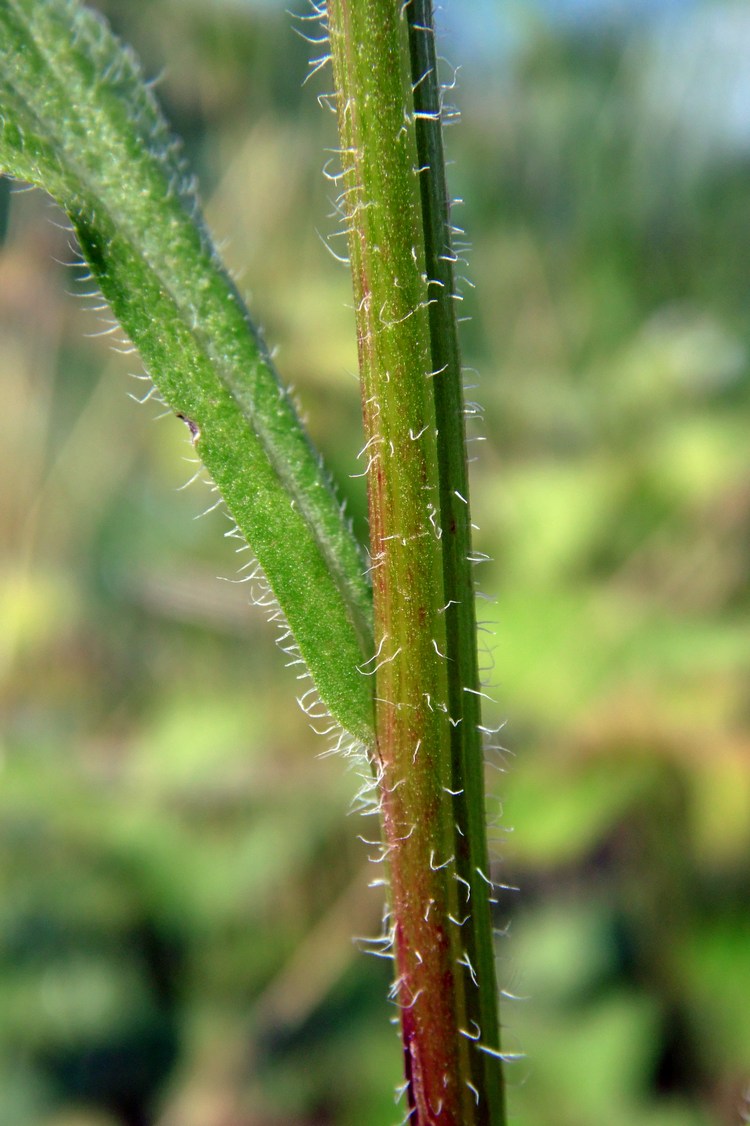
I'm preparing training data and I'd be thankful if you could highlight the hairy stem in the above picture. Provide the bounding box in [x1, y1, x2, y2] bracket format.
[407, 4, 506, 1120]
[326, 2, 505, 1121]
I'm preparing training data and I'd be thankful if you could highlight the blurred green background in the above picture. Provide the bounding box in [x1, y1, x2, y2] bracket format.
[2, 1, 750, 1123]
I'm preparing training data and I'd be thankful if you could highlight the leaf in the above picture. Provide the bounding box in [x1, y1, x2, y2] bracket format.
[0, 0, 374, 743]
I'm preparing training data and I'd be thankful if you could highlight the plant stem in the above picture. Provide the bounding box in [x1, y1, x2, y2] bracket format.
[407, 5, 506, 1121]
[326, 2, 505, 1121]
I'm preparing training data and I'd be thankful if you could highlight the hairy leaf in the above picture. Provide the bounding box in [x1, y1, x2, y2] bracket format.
[0, 0, 374, 743]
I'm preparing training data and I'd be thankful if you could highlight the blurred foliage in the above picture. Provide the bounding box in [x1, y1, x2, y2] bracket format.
[2, 1, 750, 1124]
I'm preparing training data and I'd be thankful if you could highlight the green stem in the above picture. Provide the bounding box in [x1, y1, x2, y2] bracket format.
[326, 2, 505, 1121]
[407, 5, 506, 1120]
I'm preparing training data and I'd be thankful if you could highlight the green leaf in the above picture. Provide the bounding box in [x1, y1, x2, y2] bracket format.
[0, 0, 374, 743]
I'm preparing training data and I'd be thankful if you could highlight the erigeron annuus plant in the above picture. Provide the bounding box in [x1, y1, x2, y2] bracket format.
[0, 1, 507, 1122]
